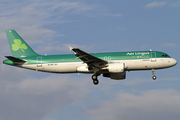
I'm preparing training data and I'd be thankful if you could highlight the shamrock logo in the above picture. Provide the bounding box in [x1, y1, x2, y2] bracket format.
[12, 39, 27, 52]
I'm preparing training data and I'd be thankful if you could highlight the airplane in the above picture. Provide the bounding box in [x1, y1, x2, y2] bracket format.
[3, 30, 177, 85]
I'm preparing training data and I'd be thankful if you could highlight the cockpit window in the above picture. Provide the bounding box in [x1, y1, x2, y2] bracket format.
[162, 54, 170, 57]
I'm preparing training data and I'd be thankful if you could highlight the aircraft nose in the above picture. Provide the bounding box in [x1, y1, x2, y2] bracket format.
[171, 58, 177, 66]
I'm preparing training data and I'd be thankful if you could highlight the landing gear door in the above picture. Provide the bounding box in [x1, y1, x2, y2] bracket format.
[37, 56, 42, 67]
[151, 52, 156, 62]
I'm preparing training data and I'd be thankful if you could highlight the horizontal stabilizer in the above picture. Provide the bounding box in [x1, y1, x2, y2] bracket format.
[5, 56, 27, 64]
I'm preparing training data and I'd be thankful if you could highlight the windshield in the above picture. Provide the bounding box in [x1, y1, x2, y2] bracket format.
[162, 54, 170, 57]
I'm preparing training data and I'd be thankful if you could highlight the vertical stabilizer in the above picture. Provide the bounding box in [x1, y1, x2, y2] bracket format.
[6, 30, 39, 57]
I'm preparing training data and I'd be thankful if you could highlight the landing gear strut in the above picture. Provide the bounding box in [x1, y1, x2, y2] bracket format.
[92, 74, 99, 85]
[152, 69, 157, 80]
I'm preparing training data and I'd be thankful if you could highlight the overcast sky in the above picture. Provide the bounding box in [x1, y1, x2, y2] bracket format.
[0, 0, 180, 120]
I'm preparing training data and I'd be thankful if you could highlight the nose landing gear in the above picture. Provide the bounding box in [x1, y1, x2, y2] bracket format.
[152, 69, 157, 80]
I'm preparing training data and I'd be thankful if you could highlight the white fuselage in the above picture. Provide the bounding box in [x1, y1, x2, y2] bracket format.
[18, 58, 177, 73]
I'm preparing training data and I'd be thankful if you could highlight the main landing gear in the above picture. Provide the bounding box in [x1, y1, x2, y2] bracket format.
[92, 74, 99, 85]
[152, 69, 157, 80]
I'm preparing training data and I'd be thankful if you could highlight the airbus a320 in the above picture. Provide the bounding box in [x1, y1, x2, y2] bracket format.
[3, 30, 177, 85]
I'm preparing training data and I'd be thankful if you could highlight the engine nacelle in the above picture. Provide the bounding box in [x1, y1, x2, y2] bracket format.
[103, 72, 126, 80]
[107, 63, 125, 73]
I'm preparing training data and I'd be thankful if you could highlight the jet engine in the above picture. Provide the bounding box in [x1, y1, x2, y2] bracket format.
[103, 62, 126, 80]
[107, 62, 125, 73]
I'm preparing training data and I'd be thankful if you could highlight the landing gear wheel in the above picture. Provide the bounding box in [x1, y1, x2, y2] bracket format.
[92, 75, 97, 80]
[93, 80, 99, 85]
[92, 74, 99, 85]
[152, 75, 156, 80]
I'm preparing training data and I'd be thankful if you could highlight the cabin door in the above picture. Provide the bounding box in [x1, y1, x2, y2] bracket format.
[37, 56, 42, 67]
[151, 52, 156, 62]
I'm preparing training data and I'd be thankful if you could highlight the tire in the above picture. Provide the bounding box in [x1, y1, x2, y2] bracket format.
[152, 75, 156, 80]
[93, 80, 99, 85]
[92, 75, 97, 80]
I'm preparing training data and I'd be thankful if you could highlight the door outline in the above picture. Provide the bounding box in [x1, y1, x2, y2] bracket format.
[37, 56, 42, 67]
[108, 56, 111, 61]
[151, 52, 156, 62]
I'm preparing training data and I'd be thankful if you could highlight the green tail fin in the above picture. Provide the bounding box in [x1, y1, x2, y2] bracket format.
[6, 30, 39, 57]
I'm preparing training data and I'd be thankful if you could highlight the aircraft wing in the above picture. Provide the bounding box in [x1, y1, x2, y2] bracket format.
[69, 46, 108, 68]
